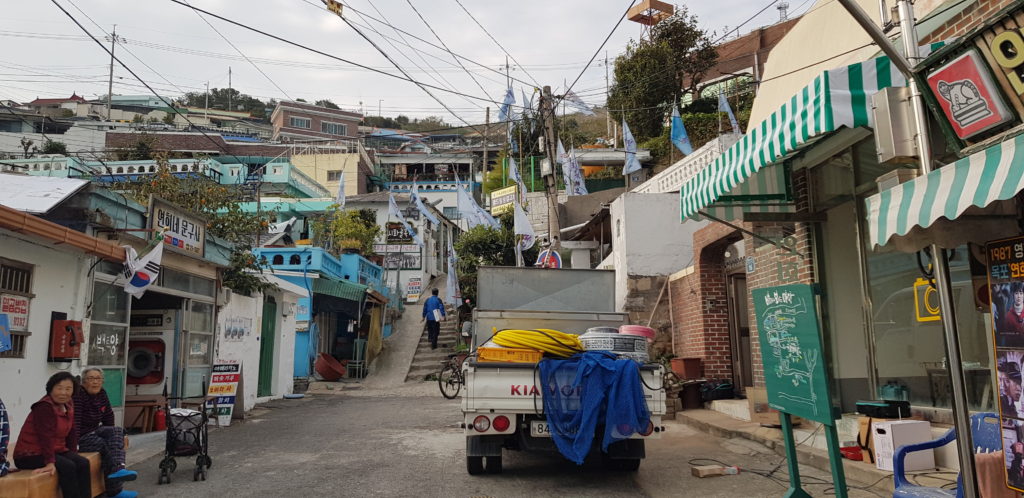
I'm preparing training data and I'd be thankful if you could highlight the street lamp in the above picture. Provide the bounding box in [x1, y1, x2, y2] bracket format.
[378, 99, 383, 117]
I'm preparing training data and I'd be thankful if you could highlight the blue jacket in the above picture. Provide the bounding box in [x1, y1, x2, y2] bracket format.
[423, 295, 446, 321]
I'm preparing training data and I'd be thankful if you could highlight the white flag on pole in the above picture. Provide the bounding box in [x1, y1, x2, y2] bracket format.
[508, 157, 528, 206]
[389, 193, 425, 248]
[445, 237, 460, 306]
[410, 182, 440, 225]
[567, 148, 588, 196]
[123, 243, 163, 298]
[622, 119, 642, 175]
[335, 169, 346, 208]
[513, 196, 536, 251]
[564, 90, 595, 116]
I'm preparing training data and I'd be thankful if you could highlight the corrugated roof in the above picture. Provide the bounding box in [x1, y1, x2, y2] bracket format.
[312, 277, 367, 302]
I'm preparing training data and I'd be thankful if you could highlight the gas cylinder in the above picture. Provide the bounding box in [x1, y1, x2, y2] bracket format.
[153, 407, 167, 431]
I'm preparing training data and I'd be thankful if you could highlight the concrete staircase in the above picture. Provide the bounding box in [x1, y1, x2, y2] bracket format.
[404, 318, 461, 382]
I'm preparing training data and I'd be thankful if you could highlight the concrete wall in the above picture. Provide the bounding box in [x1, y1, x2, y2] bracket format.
[0, 229, 93, 442]
[609, 192, 706, 310]
[290, 153, 362, 196]
[0, 126, 108, 156]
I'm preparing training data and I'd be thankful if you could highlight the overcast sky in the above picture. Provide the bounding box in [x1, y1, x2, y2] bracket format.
[2, 0, 807, 124]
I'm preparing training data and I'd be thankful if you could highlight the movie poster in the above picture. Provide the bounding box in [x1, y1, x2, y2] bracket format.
[989, 236, 1024, 491]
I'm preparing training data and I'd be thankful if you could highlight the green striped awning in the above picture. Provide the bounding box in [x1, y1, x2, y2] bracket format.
[312, 277, 367, 302]
[865, 133, 1024, 248]
[680, 43, 943, 221]
[701, 162, 794, 221]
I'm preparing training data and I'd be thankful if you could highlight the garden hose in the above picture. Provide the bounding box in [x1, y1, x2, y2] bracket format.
[491, 328, 584, 358]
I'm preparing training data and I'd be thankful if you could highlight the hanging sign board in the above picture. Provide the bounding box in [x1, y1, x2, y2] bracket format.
[406, 277, 422, 303]
[490, 185, 517, 215]
[149, 196, 205, 257]
[752, 284, 834, 425]
[986, 235, 1024, 492]
[1, 294, 29, 332]
[925, 51, 1013, 139]
[386, 222, 413, 243]
[205, 362, 240, 426]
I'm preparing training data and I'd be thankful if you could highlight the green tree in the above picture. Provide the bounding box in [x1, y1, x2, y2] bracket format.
[162, 112, 176, 125]
[40, 139, 68, 155]
[111, 154, 278, 294]
[453, 213, 538, 302]
[20, 137, 35, 158]
[131, 114, 145, 123]
[310, 207, 382, 256]
[181, 88, 269, 119]
[607, 7, 716, 140]
[314, 99, 340, 110]
[112, 133, 157, 161]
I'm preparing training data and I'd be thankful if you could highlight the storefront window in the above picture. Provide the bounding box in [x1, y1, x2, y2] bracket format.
[93, 280, 128, 323]
[189, 301, 214, 332]
[87, 323, 127, 367]
[866, 247, 992, 411]
[162, 268, 215, 297]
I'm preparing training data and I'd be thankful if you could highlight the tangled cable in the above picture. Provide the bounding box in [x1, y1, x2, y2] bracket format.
[491, 328, 584, 358]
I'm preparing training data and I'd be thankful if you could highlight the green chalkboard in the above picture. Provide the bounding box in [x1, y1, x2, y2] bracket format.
[102, 368, 124, 407]
[752, 284, 835, 425]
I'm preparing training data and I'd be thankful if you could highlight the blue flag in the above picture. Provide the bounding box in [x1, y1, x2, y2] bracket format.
[719, 93, 740, 134]
[670, 107, 693, 155]
[622, 119, 642, 175]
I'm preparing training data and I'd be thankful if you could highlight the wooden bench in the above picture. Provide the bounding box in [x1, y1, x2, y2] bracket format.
[0, 444, 105, 498]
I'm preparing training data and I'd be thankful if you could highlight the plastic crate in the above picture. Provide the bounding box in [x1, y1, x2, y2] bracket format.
[477, 347, 543, 363]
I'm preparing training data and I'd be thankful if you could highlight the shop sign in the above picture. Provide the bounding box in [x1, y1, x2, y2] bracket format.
[986, 235, 1024, 492]
[386, 222, 413, 243]
[384, 253, 421, 270]
[925, 51, 1013, 139]
[149, 197, 205, 256]
[406, 277, 422, 302]
[373, 244, 420, 253]
[205, 362, 240, 426]
[490, 185, 517, 215]
[913, 277, 941, 322]
[0, 293, 29, 331]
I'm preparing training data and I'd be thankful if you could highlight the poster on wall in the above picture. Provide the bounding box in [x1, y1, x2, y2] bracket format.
[383, 253, 422, 270]
[406, 277, 422, 303]
[205, 362, 241, 426]
[0, 313, 11, 353]
[1, 294, 29, 331]
[987, 235, 1024, 492]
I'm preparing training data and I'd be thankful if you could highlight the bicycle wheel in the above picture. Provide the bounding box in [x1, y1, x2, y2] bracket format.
[438, 363, 462, 399]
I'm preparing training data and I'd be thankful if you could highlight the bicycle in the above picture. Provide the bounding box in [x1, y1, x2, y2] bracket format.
[438, 352, 468, 399]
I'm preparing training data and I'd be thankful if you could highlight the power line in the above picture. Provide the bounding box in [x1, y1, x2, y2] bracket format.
[182, 0, 293, 101]
[50, 0, 245, 164]
[558, 0, 637, 106]
[452, 0, 541, 89]
[712, 0, 780, 45]
[403, 0, 492, 101]
[317, 2, 484, 135]
[165, 0, 518, 110]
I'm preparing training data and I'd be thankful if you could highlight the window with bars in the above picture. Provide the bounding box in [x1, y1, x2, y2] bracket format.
[0, 258, 33, 358]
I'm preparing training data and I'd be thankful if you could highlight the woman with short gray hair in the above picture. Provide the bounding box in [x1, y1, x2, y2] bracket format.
[74, 367, 138, 498]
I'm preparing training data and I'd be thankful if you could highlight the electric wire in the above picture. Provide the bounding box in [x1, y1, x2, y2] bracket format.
[50, 0, 245, 164]
[451, 0, 541, 88]
[166, 0, 519, 110]
[403, 0, 492, 103]
[182, 0, 293, 101]
[557, 0, 636, 107]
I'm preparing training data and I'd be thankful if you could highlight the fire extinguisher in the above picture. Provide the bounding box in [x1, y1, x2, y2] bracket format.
[153, 407, 167, 431]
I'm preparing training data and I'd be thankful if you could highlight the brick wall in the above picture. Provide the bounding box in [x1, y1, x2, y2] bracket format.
[668, 168, 816, 387]
[921, 0, 1015, 44]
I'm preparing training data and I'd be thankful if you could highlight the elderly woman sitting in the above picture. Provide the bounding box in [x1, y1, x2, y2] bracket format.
[74, 367, 137, 498]
[14, 372, 91, 498]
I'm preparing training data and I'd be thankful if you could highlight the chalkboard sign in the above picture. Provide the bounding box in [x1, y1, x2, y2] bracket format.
[87, 324, 126, 367]
[752, 284, 835, 425]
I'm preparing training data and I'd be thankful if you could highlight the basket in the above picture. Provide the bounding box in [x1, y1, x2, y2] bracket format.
[477, 347, 543, 363]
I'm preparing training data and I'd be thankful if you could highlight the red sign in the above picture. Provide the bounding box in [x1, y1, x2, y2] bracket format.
[0, 294, 29, 331]
[927, 51, 1013, 139]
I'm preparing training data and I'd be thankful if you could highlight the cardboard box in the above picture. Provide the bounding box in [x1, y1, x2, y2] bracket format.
[872, 420, 935, 472]
[747, 387, 803, 427]
[857, 415, 924, 463]
[691, 465, 738, 478]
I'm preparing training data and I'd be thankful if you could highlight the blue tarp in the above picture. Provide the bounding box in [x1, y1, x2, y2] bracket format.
[538, 352, 651, 465]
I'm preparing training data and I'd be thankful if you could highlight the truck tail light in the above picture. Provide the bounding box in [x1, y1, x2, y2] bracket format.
[492, 415, 511, 432]
[640, 421, 655, 437]
[473, 415, 490, 432]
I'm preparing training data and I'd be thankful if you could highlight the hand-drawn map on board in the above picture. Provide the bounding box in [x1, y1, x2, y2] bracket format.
[752, 284, 835, 425]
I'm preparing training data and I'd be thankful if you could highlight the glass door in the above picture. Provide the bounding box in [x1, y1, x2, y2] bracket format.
[181, 299, 215, 398]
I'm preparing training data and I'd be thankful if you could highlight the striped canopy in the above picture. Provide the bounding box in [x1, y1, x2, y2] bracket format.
[680, 44, 943, 221]
[865, 132, 1024, 248]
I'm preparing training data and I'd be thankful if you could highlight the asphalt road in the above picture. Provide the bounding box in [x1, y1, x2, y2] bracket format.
[127, 383, 885, 498]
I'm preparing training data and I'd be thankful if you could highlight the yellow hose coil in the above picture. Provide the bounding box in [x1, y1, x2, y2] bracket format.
[491, 328, 584, 358]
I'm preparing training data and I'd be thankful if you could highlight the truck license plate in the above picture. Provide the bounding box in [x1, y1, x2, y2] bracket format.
[530, 421, 553, 437]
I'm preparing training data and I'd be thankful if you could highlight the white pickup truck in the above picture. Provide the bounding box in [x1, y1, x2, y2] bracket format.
[461, 267, 667, 475]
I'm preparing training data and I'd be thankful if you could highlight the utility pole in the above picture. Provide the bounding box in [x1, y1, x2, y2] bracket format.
[105, 25, 119, 121]
[204, 81, 210, 121]
[605, 50, 612, 141]
[539, 86, 561, 250]
[228, 66, 232, 112]
[482, 106, 490, 204]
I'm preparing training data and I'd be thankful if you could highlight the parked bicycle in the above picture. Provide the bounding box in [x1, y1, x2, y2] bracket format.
[438, 352, 469, 399]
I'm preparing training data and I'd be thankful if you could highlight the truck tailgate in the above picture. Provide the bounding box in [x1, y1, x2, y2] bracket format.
[462, 361, 666, 415]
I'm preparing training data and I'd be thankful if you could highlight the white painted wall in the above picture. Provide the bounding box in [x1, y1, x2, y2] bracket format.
[609, 193, 707, 310]
[267, 288, 298, 400]
[214, 292, 262, 413]
[0, 229, 93, 442]
[0, 126, 108, 156]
